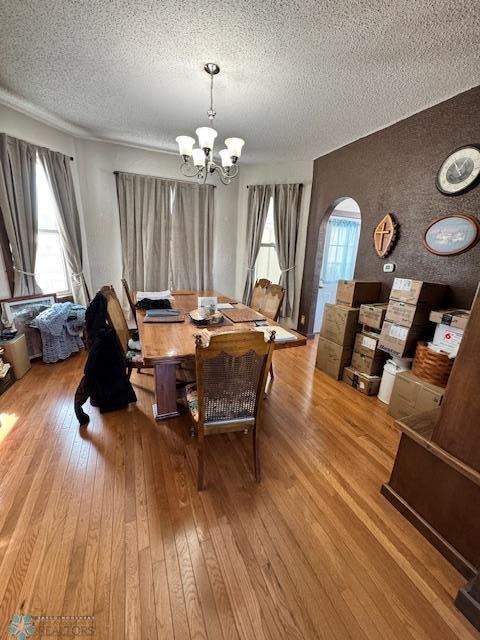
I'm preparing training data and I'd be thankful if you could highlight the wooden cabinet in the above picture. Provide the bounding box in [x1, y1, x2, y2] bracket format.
[382, 289, 480, 628]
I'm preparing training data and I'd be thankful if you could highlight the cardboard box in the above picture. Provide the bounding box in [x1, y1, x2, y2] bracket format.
[378, 321, 425, 358]
[336, 280, 381, 307]
[388, 370, 445, 419]
[429, 308, 470, 330]
[385, 300, 431, 327]
[359, 303, 388, 330]
[320, 304, 360, 346]
[342, 366, 381, 396]
[432, 323, 464, 355]
[316, 337, 353, 380]
[351, 331, 387, 375]
[389, 278, 447, 306]
[0, 334, 31, 379]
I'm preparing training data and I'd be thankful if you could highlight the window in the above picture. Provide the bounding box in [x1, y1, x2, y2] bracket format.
[255, 197, 281, 283]
[35, 158, 70, 295]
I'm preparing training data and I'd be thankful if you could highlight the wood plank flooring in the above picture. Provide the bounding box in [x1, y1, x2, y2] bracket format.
[0, 338, 478, 639]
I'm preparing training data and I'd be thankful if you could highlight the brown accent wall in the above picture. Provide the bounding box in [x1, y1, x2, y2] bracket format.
[298, 86, 480, 336]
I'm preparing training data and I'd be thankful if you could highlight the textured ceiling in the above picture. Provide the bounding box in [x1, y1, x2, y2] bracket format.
[0, 1, 479, 163]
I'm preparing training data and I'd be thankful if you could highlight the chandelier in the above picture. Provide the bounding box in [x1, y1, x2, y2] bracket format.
[175, 63, 245, 185]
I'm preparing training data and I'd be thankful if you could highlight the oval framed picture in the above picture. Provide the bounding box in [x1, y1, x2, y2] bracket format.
[423, 214, 480, 256]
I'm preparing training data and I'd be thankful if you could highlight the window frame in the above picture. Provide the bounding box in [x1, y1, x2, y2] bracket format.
[255, 196, 281, 284]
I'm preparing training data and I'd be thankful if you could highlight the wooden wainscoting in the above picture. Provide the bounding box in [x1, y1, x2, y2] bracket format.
[0, 339, 478, 639]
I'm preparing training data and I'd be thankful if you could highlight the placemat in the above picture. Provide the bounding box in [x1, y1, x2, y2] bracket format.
[143, 311, 185, 323]
[222, 308, 265, 323]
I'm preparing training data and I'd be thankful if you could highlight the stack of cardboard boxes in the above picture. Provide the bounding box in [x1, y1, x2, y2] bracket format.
[316, 281, 380, 380]
[378, 278, 447, 357]
[387, 307, 471, 419]
[378, 279, 453, 419]
[342, 302, 389, 395]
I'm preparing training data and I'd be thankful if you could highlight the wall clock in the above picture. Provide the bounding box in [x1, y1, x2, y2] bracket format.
[423, 214, 480, 256]
[436, 145, 480, 196]
[374, 213, 398, 257]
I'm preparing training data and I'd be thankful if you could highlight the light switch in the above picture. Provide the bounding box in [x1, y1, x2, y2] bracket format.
[383, 263, 395, 273]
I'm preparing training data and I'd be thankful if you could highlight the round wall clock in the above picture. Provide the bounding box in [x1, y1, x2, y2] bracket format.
[423, 213, 480, 256]
[436, 145, 480, 195]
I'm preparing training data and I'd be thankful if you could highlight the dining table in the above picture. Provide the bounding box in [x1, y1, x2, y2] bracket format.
[136, 290, 307, 420]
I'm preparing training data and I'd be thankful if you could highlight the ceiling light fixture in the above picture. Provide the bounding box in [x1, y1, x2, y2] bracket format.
[176, 63, 245, 186]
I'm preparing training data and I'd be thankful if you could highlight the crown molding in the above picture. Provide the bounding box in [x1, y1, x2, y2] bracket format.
[0, 86, 253, 162]
[0, 86, 91, 138]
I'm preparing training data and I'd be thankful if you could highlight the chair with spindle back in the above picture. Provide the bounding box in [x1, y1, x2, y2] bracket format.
[259, 283, 285, 382]
[250, 278, 270, 311]
[184, 330, 276, 490]
[101, 285, 149, 378]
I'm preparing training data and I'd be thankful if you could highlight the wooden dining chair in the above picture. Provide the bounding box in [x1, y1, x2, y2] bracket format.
[260, 283, 285, 322]
[101, 285, 149, 378]
[250, 278, 270, 311]
[121, 277, 138, 328]
[259, 283, 285, 381]
[184, 330, 276, 490]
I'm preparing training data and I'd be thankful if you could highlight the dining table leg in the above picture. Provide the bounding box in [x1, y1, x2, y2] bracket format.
[153, 361, 180, 420]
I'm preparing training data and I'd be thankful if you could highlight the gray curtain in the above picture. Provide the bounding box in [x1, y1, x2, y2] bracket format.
[39, 148, 89, 305]
[116, 172, 173, 291]
[0, 133, 40, 296]
[171, 182, 214, 290]
[242, 184, 272, 304]
[273, 183, 303, 318]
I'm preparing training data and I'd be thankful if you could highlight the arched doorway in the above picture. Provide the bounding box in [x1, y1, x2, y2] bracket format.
[313, 197, 361, 332]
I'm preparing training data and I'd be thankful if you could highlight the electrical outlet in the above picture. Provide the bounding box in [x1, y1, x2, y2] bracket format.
[300, 314, 305, 325]
[383, 263, 395, 273]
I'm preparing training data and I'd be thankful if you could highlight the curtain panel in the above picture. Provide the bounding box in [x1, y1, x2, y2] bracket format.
[242, 184, 273, 304]
[116, 172, 173, 292]
[273, 183, 303, 318]
[171, 182, 214, 290]
[321, 217, 361, 284]
[39, 148, 89, 304]
[0, 133, 40, 296]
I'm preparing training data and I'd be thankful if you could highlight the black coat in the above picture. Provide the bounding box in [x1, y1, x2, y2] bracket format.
[83, 292, 136, 412]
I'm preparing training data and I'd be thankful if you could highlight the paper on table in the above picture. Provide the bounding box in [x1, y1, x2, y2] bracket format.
[136, 290, 174, 301]
[217, 303, 234, 309]
[253, 325, 297, 343]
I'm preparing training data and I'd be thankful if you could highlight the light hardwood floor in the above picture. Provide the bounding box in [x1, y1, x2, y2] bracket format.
[0, 338, 478, 640]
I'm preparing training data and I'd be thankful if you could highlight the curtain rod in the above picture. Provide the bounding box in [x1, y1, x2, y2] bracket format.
[1, 132, 75, 161]
[113, 170, 216, 187]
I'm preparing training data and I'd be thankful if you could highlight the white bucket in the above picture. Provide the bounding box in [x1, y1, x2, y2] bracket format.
[377, 359, 411, 404]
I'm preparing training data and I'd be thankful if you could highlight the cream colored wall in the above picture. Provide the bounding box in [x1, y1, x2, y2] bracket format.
[236, 161, 313, 328]
[0, 103, 91, 297]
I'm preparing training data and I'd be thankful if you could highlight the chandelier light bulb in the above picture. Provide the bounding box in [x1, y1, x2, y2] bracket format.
[224, 137, 245, 160]
[192, 148, 206, 167]
[196, 127, 217, 152]
[219, 149, 233, 168]
[176, 135, 195, 157]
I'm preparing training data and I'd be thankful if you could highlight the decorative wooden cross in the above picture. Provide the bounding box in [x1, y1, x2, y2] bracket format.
[374, 213, 398, 257]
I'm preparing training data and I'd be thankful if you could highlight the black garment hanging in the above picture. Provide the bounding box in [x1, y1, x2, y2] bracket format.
[74, 291, 136, 425]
